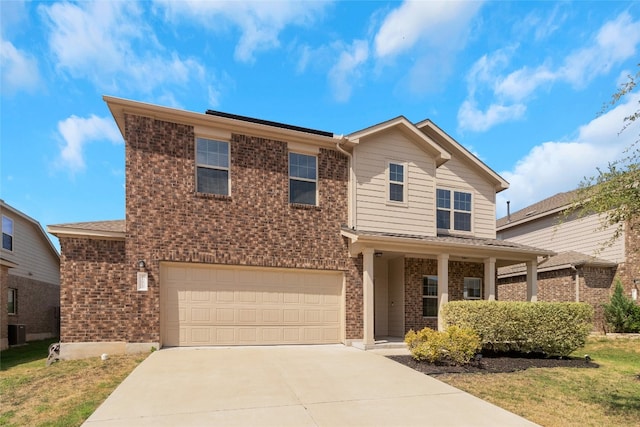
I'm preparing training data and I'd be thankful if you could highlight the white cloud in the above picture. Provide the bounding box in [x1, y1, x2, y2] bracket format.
[457, 100, 525, 133]
[460, 12, 640, 133]
[154, 0, 331, 63]
[57, 115, 122, 173]
[0, 36, 40, 95]
[496, 92, 640, 217]
[374, 0, 483, 59]
[40, 1, 208, 94]
[328, 40, 369, 103]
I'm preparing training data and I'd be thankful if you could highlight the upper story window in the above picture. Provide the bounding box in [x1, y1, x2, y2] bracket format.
[388, 162, 406, 203]
[437, 189, 472, 232]
[2, 215, 13, 251]
[289, 152, 317, 205]
[464, 278, 482, 300]
[196, 138, 230, 195]
[422, 276, 438, 317]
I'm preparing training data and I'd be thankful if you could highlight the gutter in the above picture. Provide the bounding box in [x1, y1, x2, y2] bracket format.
[336, 136, 355, 229]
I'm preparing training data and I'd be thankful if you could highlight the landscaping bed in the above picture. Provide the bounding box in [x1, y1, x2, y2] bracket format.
[388, 352, 599, 375]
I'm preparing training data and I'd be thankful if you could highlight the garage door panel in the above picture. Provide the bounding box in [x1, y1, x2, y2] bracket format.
[162, 264, 343, 346]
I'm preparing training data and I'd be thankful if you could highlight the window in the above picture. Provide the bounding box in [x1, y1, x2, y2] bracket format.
[436, 189, 472, 232]
[388, 162, 405, 202]
[464, 278, 482, 300]
[2, 216, 13, 251]
[289, 152, 317, 205]
[196, 138, 229, 195]
[8, 288, 16, 315]
[422, 276, 438, 317]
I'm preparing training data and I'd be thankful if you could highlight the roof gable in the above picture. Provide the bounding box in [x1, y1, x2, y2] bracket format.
[0, 200, 59, 259]
[347, 117, 451, 167]
[415, 119, 509, 192]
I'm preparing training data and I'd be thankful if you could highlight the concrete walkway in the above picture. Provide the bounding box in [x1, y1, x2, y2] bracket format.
[83, 345, 538, 426]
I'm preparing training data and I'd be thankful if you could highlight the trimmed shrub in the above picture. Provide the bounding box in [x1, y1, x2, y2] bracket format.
[442, 301, 593, 357]
[603, 280, 640, 333]
[405, 326, 481, 365]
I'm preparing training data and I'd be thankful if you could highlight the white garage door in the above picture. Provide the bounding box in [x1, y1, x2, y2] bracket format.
[161, 263, 344, 346]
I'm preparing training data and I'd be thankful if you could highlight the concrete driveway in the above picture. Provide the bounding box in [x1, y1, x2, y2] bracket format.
[83, 345, 538, 426]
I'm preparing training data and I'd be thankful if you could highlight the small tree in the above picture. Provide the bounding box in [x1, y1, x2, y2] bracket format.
[603, 280, 640, 333]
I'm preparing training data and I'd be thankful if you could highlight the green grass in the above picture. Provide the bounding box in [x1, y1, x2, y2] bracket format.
[439, 337, 640, 427]
[0, 340, 147, 427]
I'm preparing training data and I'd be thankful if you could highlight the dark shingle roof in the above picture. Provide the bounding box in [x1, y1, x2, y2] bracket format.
[498, 250, 617, 277]
[497, 189, 579, 229]
[48, 220, 125, 233]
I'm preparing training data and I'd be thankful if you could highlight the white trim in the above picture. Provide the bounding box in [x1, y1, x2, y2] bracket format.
[436, 187, 474, 234]
[195, 137, 231, 196]
[7, 287, 17, 315]
[2, 215, 14, 252]
[463, 277, 482, 300]
[422, 275, 438, 318]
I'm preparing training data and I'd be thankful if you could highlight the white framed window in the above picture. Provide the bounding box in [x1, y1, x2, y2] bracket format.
[2, 215, 13, 251]
[289, 152, 317, 205]
[388, 162, 407, 203]
[8, 288, 16, 315]
[196, 138, 230, 195]
[422, 276, 438, 317]
[437, 188, 472, 232]
[464, 277, 482, 300]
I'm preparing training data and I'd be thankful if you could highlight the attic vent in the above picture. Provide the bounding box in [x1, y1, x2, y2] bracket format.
[524, 210, 537, 217]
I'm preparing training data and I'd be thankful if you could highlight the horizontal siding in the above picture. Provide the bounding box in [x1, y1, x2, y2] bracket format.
[498, 213, 624, 263]
[3, 213, 60, 285]
[354, 129, 436, 236]
[436, 157, 497, 239]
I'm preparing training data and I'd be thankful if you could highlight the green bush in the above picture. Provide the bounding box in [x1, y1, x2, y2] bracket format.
[603, 280, 640, 333]
[405, 326, 480, 365]
[442, 301, 593, 357]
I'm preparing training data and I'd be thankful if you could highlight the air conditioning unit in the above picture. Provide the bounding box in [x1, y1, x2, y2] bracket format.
[8, 324, 26, 346]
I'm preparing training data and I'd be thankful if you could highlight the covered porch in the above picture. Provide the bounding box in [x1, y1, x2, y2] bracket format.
[341, 228, 553, 349]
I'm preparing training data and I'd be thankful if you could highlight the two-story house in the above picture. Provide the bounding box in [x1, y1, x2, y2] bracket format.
[1, 200, 60, 350]
[496, 190, 640, 329]
[48, 96, 551, 359]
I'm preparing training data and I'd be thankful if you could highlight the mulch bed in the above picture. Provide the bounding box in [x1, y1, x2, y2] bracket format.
[388, 352, 600, 375]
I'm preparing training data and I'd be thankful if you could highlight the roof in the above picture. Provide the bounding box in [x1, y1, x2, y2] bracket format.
[497, 250, 617, 278]
[497, 189, 579, 230]
[47, 220, 125, 240]
[346, 116, 451, 167]
[205, 109, 333, 138]
[415, 119, 509, 193]
[341, 226, 554, 263]
[0, 200, 60, 258]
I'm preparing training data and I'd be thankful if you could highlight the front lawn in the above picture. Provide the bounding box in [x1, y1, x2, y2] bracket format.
[436, 337, 640, 427]
[0, 339, 147, 427]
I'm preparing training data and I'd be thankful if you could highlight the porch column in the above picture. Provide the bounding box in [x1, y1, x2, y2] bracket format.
[484, 257, 496, 301]
[362, 248, 375, 347]
[526, 260, 538, 302]
[437, 253, 449, 331]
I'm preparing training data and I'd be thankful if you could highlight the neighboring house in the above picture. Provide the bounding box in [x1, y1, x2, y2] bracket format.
[0, 201, 60, 350]
[48, 96, 551, 359]
[496, 190, 640, 329]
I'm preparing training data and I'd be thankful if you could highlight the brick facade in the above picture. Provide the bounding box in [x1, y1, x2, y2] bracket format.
[6, 275, 60, 340]
[404, 258, 484, 332]
[1, 266, 8, 350]
[58, 113, 364, 344]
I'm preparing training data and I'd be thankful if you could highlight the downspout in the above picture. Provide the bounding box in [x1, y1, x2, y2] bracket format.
[336, 136, 355, 229]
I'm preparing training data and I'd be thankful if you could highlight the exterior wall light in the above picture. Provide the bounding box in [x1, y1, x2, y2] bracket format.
[137, 260, 146, 270]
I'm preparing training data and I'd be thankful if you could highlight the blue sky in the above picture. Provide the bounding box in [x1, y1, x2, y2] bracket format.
[2, 0, 640, 250]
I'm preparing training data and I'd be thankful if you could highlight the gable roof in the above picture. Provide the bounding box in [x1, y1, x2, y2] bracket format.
[346, 116, 451, 167]
[415, 119, 509, 192]
[48, 220, 125, 240]
[498, 250, 617, 278]
[497, 189, 579, 230]
[0, 200, 60, 259]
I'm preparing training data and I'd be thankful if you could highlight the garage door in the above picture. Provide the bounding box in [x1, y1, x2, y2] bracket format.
[161, 264, 344, 346]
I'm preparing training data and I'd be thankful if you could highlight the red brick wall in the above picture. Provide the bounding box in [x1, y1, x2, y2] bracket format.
[404, 258, 484, 332]
[59, 238, 127, 342]
[618, 219, 640, 305]
[120, 114, 362, 342]
[6, 275, 59, 339]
